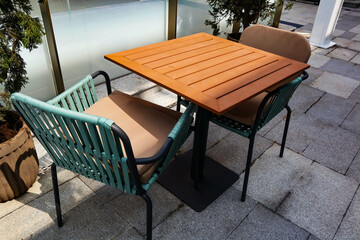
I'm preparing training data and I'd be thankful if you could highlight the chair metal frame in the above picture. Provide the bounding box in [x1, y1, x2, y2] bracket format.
[176, 71, 308, 201]
[12, 71, 195, 240]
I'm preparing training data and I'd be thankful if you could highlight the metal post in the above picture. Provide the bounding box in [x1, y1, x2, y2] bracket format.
[168, 0, 178, 40]
[38, 0, 65, 94]
[309, 0, 344, 48]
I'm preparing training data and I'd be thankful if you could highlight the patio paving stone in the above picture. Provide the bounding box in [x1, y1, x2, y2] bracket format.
[310, 72, 360, 98]
[257, 112, 286, 137]
[310, 45, 317, 51]
[308, 235, 320, 240]
[341, 104, 360, 135]
[346, 150, 360, 183]
[320, 58, 355, 77]
[78, 175, 122, 205]
[34, 137, 54, 169]
[303, 126, 360, 174]
[227, 204, 310, 240]
[299, 23, 313, 31]
[306, 93, 356, 125]
[336, 21, 359, 31]
[134, 85, 177, 107]
[152, 187, 257, 240]
[289, 84, 325, 113]
[346, 64, 360, 80]
[110, 73, 156, 96]
[31, 197, 140, 240]
[207, 132, 273, 174]
[312, 46, 335, 56]
[277, 162, 358, 240]
[265, 113, 328, 153]
[178, 122, 232, 154]
[333, 29, 346, 37]
[234, 145, 312, 211]
[348, 85, 360, 103]
[307, 54, 331, 68]
[350, 53, 360, 64]
[349, 11, 360, 17]
[338, 31, 358, 40]
[352, 34, 360, 41]
[333, 187, 360, 240]
[327, 47, 358, 61]
[95, 82, 109, 100]
[350, 25, 360, 34]
[108, 183, 181, 236]
[339, 14, 359, 22]
[348, 41, 360, 51]
[301, 67, 324, 86]
[333, 37, 353, 48]
[0, 177, 94, 240]
[0, 167, 76, 219]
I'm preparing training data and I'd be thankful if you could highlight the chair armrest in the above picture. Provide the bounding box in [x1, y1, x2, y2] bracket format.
[301, 71, 309, 81]
[135, 138, 174, 165]
[91, 71, 112, 95]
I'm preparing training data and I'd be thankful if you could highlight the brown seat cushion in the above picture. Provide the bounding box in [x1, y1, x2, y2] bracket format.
[222, 25, 311, 126]
[223, 92, 267, 126]
[84, 90, 181, 183]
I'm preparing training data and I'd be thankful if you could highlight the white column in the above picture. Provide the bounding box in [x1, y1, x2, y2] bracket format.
[309, 0, 344, 48]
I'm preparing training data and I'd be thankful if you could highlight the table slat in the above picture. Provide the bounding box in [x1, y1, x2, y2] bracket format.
[190, 55, 278, 91]
[126, 35, 213, 60]
[145, 42, 233, 69]
[177, 52, 266, 85]
[204, 60, 291, 98]
[153, 45, 238, 74]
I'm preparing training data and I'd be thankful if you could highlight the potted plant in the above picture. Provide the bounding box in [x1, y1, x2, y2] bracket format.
[0, 0, 44, 202]
[205, 0, 292, 41]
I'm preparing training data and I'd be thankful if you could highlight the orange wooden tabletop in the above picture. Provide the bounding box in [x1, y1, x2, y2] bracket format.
[105, 32, 309, 115]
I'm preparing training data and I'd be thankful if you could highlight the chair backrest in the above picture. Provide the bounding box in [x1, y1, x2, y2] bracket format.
[239, 24, 311, 63]
[239, 25, 310, 129]
[11, 75, 195, 194]
[256, 76, 303, 130]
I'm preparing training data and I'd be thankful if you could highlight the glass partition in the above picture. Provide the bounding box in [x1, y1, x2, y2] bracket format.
[19, 1, 56, 101]
[49, 0, 167, 88]
[22, 0, 167, 100]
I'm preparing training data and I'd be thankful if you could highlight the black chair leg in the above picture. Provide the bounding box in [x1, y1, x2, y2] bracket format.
[51, 163, 63, 227]
[140, 193, 153, 240]
[280, 105, 291, 158]
[241, 134, 255, 202]
[176, 95, 181, 112]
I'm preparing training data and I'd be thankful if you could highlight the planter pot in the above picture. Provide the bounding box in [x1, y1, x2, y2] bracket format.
[0, 122, 39, 202]
[227, 32, 242, 42]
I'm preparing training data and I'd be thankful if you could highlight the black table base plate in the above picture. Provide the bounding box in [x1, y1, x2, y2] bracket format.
[157, 150, 239, 212]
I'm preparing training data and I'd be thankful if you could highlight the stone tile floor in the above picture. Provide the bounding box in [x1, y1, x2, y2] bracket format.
[2, 2, 360, 240]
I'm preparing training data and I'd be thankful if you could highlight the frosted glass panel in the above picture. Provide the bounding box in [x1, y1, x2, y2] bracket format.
[49, 0, 167, 88]
[177, 0, 231, 38]
[177, 0, 212, 37]
[20, 1, 56, 101]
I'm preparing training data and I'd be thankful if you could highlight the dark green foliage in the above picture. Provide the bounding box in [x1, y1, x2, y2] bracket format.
[205, 0, 291, 36]
[0, 0, 44, 121]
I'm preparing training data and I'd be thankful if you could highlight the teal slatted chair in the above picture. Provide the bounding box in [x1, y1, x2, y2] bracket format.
[11, 71, 195, 240]
[212, 25, 311, 201]
[176, 25, 311, 202]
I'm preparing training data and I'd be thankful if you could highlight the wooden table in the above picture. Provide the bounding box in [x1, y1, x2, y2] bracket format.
[105, 32, 309, 211]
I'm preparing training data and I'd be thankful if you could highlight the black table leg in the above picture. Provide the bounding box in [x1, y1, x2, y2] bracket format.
[191, 107, 210, 186]
[157, 107, 239, 212]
